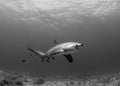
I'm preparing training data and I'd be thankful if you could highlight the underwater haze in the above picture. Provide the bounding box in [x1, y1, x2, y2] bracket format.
[0, 0, 120, 76]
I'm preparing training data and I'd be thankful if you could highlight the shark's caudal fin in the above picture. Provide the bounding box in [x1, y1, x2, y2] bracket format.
[28, 46, 45, 62]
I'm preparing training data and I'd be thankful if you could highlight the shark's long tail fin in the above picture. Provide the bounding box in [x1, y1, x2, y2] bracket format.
[28, 46, 45, 62]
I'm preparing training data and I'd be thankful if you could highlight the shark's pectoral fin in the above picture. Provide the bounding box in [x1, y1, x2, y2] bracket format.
[63, 54, 73, 63]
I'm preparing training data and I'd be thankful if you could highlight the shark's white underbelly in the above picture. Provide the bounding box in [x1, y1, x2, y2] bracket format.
[46, 48, 77, 57]
[45, 42, 78, 57]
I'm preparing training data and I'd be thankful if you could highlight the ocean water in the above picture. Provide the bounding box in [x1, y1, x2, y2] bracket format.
[0, 0, 120, 77]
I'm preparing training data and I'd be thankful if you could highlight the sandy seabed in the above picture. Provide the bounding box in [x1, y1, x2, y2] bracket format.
[0, 70, 120, 86]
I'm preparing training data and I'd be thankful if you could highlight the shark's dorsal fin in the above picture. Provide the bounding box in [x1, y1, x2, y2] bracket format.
[54, 40, 57, 45]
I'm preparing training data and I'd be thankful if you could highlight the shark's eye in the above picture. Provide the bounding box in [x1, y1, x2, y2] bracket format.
[81, 43, 83, 46]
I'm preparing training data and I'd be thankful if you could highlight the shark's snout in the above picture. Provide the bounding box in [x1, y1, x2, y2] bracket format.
[75, 43, 83, 49]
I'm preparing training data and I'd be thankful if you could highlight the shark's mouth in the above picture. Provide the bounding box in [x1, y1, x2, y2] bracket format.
[76, 46, 80, 49]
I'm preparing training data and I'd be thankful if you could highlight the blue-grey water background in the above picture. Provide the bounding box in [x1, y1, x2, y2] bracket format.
[0, 0, 120, 77]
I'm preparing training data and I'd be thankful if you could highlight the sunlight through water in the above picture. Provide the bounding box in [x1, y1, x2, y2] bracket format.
[0, 0, 120, 28]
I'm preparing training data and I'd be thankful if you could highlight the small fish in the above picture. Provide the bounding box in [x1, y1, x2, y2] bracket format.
[21, 59, 26, 62]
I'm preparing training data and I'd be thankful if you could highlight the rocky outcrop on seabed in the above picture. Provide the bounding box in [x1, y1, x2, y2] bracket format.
[0, 70, 120, 86]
